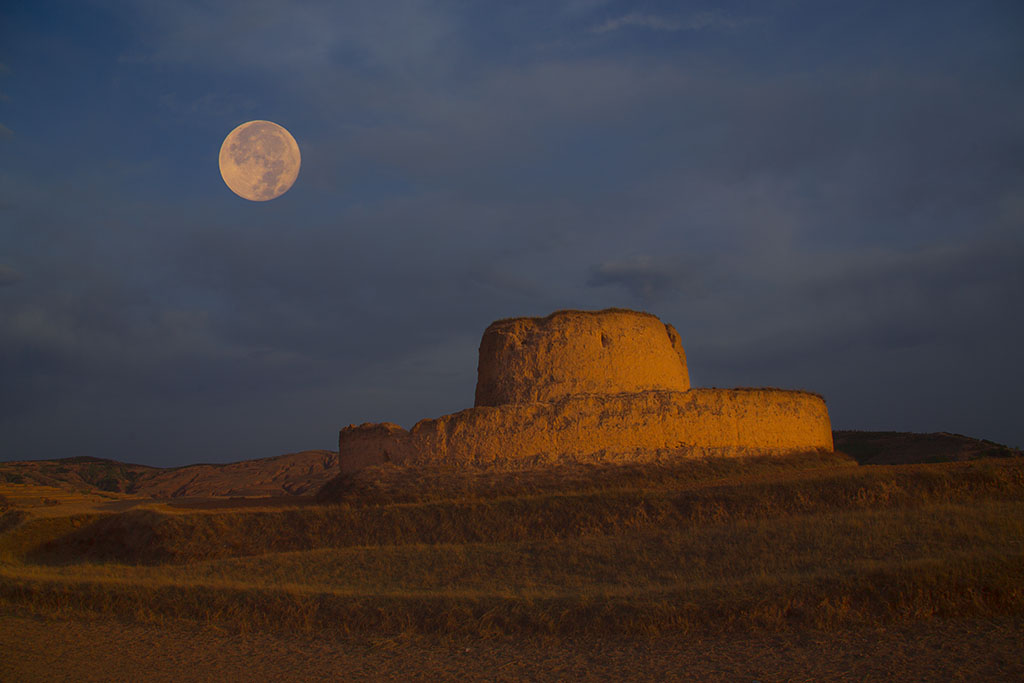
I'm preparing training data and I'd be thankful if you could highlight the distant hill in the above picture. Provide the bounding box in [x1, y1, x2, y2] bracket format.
[0, 451, 338, 498]
[833, 431, 1021, 465]
[1, 431, 1018, 498]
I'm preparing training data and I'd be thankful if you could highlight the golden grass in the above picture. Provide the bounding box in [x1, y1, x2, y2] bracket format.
[317, 450, 854, 504]
[1, 454, 1023, 638]
[0, 483, 148, 518]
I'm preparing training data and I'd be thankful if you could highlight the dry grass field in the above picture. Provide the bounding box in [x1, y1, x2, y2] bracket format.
[2, 449, 1023, 680]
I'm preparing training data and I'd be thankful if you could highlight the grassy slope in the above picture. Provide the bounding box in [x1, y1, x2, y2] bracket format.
[1, 452, 1023, 637]
[0, 451, 338, 497]
[834, 430, 1022, 465]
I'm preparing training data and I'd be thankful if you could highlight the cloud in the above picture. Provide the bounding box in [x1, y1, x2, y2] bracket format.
[559, 0, 613, 15]
[590, 11, 743, 34]
[3, 0, 1022, 460]
[112, 0, 458, 78]
[0, 264, 21, 286]
[587, 255, 681, 302]
[666, 237, 1024, 375]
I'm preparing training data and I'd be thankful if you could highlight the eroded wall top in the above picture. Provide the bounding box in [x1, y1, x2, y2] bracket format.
[474, 309, 691, 407]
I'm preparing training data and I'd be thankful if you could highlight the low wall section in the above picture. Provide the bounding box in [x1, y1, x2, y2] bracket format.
[338, 388, 833, 472]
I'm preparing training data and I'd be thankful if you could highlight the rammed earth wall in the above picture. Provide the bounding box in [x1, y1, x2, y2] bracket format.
[339, 388, 833, 472]
[337, 309, 833, 473]
[475, 309, 690, 406]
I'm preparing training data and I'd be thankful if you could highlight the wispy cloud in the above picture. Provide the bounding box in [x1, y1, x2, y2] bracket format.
[587, 255, 681, 302]
[590, 11, 743, 34]
[114, 0, 457, 77]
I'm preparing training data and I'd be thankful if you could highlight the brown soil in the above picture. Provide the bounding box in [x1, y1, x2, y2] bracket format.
[2, 611, 1020, 682]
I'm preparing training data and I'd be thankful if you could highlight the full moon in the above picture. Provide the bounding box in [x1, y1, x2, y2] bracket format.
[218, 120, 301, 202]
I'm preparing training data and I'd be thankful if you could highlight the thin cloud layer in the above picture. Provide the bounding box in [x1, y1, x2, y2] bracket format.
[587, 256, 686, 303]
[590, 11, 745, 34]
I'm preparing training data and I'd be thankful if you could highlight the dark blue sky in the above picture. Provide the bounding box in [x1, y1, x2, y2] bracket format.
[2, 1, 1022, 465]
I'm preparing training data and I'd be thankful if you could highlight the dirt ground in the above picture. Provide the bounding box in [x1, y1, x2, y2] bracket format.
[2, 612, 1021, 682]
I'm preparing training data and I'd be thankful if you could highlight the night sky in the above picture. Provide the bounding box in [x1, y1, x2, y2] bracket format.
[2, 1, 1022, 466]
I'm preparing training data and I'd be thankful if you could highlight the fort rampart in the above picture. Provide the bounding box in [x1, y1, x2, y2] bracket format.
[340, 388, 833, 472]
[339, 309, 833, 473]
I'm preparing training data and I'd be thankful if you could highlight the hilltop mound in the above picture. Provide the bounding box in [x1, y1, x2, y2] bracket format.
[835, 431, 1021, 465]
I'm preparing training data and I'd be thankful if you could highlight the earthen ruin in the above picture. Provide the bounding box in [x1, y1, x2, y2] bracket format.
[339, 309, 833, 472]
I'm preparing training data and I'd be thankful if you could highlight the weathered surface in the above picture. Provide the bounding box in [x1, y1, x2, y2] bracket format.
[338, 308, 833, 473]
[331, 423, 408, 473]
[475, 309, 690, 407]
[339, 389, 833, 473]
[664, 323, 690, 388]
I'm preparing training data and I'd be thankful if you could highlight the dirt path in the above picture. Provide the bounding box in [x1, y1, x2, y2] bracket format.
[2, 612, 1021, 681]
